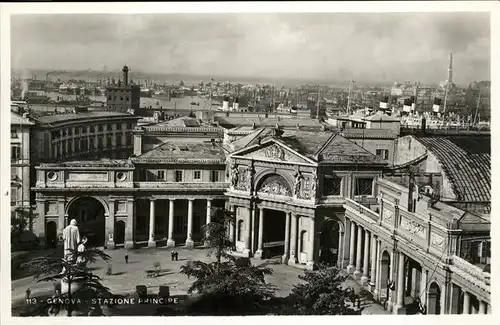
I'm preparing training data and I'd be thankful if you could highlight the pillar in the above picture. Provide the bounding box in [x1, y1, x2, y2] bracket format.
[420, 269, 427, 309]
[242, 206, 252, 256]
[354, 225, 363, 279]
[374, 239, 381, 299]
[347, 220, 356, 273]
[148, 199, 156, 248]
[282, 211, 291, 264]
[185, 199, 194, 248]
[288, 213, 298, 265]
[361, 230, 370, 284]
[251, 207, 256, 252]
[369, 234, 377, 290]
[167, 199, 175, 247]
[57, 199, 65, 244]
[337, 229, 344, 269]
[478, 301, 487, 314]
[306, 217, 316, 270]
[255, 208, 264, 259]
[394, 252, 406, 314]
[204, 199, 212, 246]
[411, 267, 419, 298]
[124, 199, 135, 249]
[463, 291, 470, 315]
[229, 205, 236, 244]
[35, 199, 46, 247]
[106, 199, 116, 249]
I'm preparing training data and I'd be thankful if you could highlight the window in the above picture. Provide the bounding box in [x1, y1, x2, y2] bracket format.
[98, 136, 103, 149]
[90, 126, 95, 133]
[175, 170, 183, 182]
[11, 146, 21, 160]
[63, 128, 68, 136]
[52, 131, 59, 139]
[323, 176, 342, 196]
[75, 127, 79, 135]
[11, 129, 18, 138]
[126, 134, 133, 146]
[156, 170, 165, 181]
[116, 135, 122, 146]
[11, 187, 18, 206]
[68, 141, 73, 153]
[127, 123, 133, 130]
[355, 178, 373, 196]
[80, 139, 88, 151]
[81, 126, 86, 134]
[194, 170, 201, 180]
[107, 135, 113, 147]
[89, 138, 95, 150]
[210, 170, 220, 182]
[237, 220, 244, 241]
[108, 96, 112, 101]
[116, 123, 122, 130]
[98, 124, 103, 132]
[376, 149, 389, 160]
[125, 97, 129, 101]
[120, 97, 123, 101]
[107, 124, 113, 131]
[75, 140, 80, 151]
[68, 128, 72, 136]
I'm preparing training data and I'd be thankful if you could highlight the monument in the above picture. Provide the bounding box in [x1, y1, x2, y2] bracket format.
[60, 219, 85, 296]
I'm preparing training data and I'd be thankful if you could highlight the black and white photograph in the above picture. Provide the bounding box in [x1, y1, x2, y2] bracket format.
[1, 1, 497, 320]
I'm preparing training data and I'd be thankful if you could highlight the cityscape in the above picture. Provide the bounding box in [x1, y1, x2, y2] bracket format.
[6, 10, 492, 318]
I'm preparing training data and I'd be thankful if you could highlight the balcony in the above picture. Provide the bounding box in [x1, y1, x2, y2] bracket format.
[134, 182, 229, 191]
[451, 255, 490, 286]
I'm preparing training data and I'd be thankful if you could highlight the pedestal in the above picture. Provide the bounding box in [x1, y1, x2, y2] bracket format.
[185, 239, 194, 249]
[347, 265, 355, 274]
[106, 240, 116, 250]
[166, 239, 175, 248]
[288, 255, 298, 266]
[306, 261, 315, 270]
[242, 248, 252, 258]
[254, 250, 264, 259]
[281, 255, 289, 264]
[148, 240, 156, 248]
[393, 305, 406, 315]
[361, 275, 369, 285]
[125, 241, 135, 249]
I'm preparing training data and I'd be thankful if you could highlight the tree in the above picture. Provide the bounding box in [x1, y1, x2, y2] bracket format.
[280, 265, 360, 315]
[202, 206, 234, 263]
[22, 246, 112, 316]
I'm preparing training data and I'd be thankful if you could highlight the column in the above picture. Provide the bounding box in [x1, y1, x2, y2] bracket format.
[57, 199, 65, 246]
[124, 199, 135, 249]
[229, 205, 236, 245]
[204, 199, 212, 246]
[463, 291, 470, 315]
[347, 220, 356, 273]
[35, 199, 46, 247]
[354, 225, 363, 279]
[369, 235, 378, 290]
[106, 199, 116, 249]
[478, 301, 487, 314]
[282, 211, 291, 264]
[337, 229, 344, 269]
[394, 252, 406, 314]
[251, 207, 256, 252]
[374, 239, 381, 299]
[167, 199, 175, 247]
[148, 199, 156, 248]
[288, 213, 298, 265]
[185, 199, 194, 248]
[420, 269, 427, 309]
[255, 208, 264, 258]
[243, 206, 252, 256]
[361, 230, 370, 284]
[306, 217, 316, 270]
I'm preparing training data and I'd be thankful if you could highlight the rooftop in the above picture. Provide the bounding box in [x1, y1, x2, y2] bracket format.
[154, 116, 201, 128]
[342, 128, 399, 139]
[135, 139, 226, 162]
[35, 111, 135, 125]
[215, 116, 326, 129]
[417, 136, 491, 202]
[11, 111, 35, 126]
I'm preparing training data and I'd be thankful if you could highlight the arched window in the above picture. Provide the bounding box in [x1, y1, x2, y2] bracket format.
[237, 220, 244, 242]
[300, 230, 307, 253]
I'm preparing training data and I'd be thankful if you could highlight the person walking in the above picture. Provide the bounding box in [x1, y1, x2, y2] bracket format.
[125, 252, 129, 264]
[171, 251, 175, 261]
[175, 251, 179, 261]
[25, 288, 31, 301]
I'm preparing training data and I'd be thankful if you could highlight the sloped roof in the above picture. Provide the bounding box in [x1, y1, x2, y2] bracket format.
[135, 139, 226, 162]
[417, 136, 491, 202]
[317, 134, 383, 164]
[11, 111, 35, 126]
[155, 116, 200, 128]
[35, 111, 132, 124]
[342, 128, 399, 139]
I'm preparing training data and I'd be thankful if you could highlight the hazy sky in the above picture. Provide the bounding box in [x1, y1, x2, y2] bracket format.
[11, 13, 490, 84]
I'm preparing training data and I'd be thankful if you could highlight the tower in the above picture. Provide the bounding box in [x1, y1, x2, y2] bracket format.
[122, 65, 129, 86]
[447, 53, 453, 85]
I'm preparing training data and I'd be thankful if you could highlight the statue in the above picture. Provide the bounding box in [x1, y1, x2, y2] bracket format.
[311, 174, 317, 198]
[230, 164, 239, 188]
[76, 236, 88, 265]
[63, 219, 81, 260]
[294, 171, 303, 197]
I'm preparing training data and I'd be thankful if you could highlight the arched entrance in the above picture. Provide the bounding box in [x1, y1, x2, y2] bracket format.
[46, 221, 57, 248]
[67, 197, 106, 247]
[427, 282, 441, 315]
[319, 218, 340, 266]
[380, 250, 392, 301]
[115, 220, 125, 245]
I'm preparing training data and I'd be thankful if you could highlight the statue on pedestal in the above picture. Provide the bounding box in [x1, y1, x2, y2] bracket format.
[63, 219, 81, 260]
[230, 164, 239, 188]
[294, 171, 303, 197]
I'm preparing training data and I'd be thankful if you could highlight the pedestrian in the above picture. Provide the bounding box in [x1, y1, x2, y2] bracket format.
[171, 251, 175, 261]
[25, 288, 31, 301]
[125, 252, 129, 264]
[175, 251, 179, 261]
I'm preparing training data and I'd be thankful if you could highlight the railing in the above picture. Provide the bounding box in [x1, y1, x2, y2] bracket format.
[451, 255, 490, 284]
[344, 198, 379, 221]
[134, 182, 228, 190]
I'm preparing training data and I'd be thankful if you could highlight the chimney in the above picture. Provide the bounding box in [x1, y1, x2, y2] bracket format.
[433, 98, 442, 113]
[379, 96, 389, 110]
[421, 117, 426, 133]
[222, 95, 229, 111]
[122, 66, 129, 86]
[252, 122, 256, 129]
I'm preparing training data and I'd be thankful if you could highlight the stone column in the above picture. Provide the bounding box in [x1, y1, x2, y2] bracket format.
[255, 208, 265, 258]
[124, 199, 135, 249]
[148, 199, 156, 248]
[347, 220, 356, 273]
[394, 251, 406, 314]
[369, 234, 378, 290]
[374, 239, 381, 299]
[167, 199, 175, 247]
[361, 230, 370, 284]
[251, 207, 256, 252]
[282, 211, 291, 264]
[479, 301, 487, 314]
[57, 199, 66, 243]
[463, 291, 470, 315]
[243, 206, 252, 256]
[35, 199, 46, 247]
[337, 229, 344, 269]
[106, 199, 116, 249]
[420, 269, 427, 308]
[288, 213, 298, 265]
[204, 199, 212, 247]
[229, 205, 236, 244]
[354, 225, 363, 279]
[306, 217, 316, 270]
[185, 199, 194, 248]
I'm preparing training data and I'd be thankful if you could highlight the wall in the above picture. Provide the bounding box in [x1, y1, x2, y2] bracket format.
[349, 138, 395, 164]
[10, 124, 32, 210]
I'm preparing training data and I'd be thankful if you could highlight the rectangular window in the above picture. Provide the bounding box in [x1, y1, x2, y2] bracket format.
[11, 146, 21, 160]
[210, 170, 220, 182]
[108, 124, 113, 131]
[98, 136, 103, 149]
[98, 124, 103, 132]
[127, 123, 133, 130]
[175, 170, 183, 182]
[323, 176, 342, 196]
[116, 135, 122, 146]
[75, 127, 79, 135]
[355, 178, 373, 196]
[107, 135, 113, 147]
[126, 134, 133, 146]
[156, 170, 165, 181]
[194, 170, 201, 180]
[81, 126, 86, 134]
[116, 123, 122, 130]
[68, 128, 72, 136]
[11, 129, 18, 138]
[52, 131, 59, 139]
[11, 187, 18, 205]
[376, 149, 389, 160]
[68, 141, 73, 153]
[89, 138, 95, 150]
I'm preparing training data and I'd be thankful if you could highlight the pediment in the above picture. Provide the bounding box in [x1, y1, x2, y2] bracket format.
[231, 140, 314, 164]
[317, 134, 383, 164]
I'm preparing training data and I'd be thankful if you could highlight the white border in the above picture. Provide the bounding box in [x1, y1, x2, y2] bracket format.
[1, 2, 499, 325]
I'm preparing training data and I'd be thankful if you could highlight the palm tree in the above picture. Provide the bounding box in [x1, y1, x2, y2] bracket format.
[22, 246, 112, 316]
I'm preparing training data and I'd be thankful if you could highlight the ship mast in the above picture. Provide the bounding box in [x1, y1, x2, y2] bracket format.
[316, 85, 321, 119]
[473, 88, 482, 125]
[346, 79, 354, 115]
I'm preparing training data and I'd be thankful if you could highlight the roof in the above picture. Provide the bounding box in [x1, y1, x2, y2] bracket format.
[35, 111, 135, 125]
[11, 111, 35, 126]
[135, 139, 226, 162]
[154, 116, 200, 128]
[363, 112, 400, 122]
[342, 128, 399, 139]
[417, 136, 491, 202]
[215, 116, 325, 129]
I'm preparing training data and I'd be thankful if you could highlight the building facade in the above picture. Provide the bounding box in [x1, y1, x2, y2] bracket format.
[105, 66, 141, 113]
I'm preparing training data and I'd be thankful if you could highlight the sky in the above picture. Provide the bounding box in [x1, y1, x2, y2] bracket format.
[10, 13, 490, 85]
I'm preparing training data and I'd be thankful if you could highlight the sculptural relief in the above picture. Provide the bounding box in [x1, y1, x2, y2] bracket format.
[264, 145, 286, 160]
[310, 173, 317, 199]
[293, 171, 303, 197]
[382, 209, 393, 222]
[430, 233, 445, 249]
[230, 163, 239, 188]
[401, 218, 425, 239]
[258, 181, 291, 196]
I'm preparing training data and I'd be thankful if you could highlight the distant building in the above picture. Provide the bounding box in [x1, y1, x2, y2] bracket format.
[105, 66, 141, 112]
